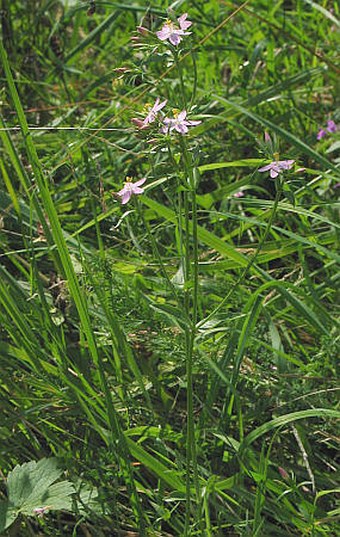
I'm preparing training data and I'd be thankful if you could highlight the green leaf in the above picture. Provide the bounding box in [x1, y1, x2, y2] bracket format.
[0, 501, 17, 533]
[21, 481, 75, 514]
[240, 409, 340, 450]
[6, 459, 74, 515]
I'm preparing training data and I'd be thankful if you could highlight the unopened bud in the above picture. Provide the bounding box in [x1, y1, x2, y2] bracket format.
[113, 67, 130, 74]
[136, 26, 149, 36]
[131, 118, 145, 129]
[278, 466, 289, 481]
[264, 131, 271, 143]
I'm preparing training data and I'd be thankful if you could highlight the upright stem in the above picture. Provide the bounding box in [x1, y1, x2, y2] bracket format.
[180, 138, 201, 535]
[173, 46, 201, 534]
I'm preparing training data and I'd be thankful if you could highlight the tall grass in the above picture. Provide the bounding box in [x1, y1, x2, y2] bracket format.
[0, 1, 339, 535]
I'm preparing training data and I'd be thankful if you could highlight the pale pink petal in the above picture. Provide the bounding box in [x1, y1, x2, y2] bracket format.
[175, 123, 188, 134]
[278, 160, 294, 170]
[120, 191, 131, 204]
[156, 26, 171, 40]
[177, 110, 187, 121]
[117, 186, 127, 197]
[178, 13, 192, 30]
[270, 168, 279, 178]
[258, 164, 272, 172]
[155, 99, 167, 111]
[186, 119, 201, 126]
[133, 177, 147, 187]
[169, 33, 182, 46]
[132, 186, 144, 195]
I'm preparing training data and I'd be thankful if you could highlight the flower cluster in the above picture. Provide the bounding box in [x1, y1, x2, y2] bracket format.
[132, 97, 201, 136]
[317, 119, 337, 140]
[156, 14, 192, 46]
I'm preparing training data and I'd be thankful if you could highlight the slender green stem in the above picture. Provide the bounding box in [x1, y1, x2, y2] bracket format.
[179, 137, 201, 535]
[173, 42, 202, 533]
[174, 49, 187, 109]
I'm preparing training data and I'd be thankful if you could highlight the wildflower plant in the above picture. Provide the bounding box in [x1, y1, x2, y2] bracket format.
[2, 4, 339, 537]
[115, 13, 299, 533]
[118, 12, 204, 532]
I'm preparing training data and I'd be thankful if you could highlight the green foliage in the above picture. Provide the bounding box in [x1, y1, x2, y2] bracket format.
[0, 0, 339, 535]
[0, 459, 74, 532]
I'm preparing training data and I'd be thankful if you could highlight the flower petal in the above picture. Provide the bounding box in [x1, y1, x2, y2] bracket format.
[117, 186, 127, 197]
[120, 191, 131, 204]
[278, 160, 294, 170]
[317, 129, 326, 140]
[155, 99, 167, 111]
[258, 164, 272, 172]
[186, 119, 201, 127]
[134, 177, 147, 187]
[169, 33, 181, 46]
[177, 110, 187, 121]
[131, 186, 144, 195]
[175, 123, 188, 134]
[178, 13, 192, 30]
[156, 27, 171, 41]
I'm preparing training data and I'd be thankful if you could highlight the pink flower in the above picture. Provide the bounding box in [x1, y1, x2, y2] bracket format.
[317, 119, 337, 140]
[156, 13, 192, 46]
[117, 177, 146, 204]
[317, 128, 327, 140]
[233, 191, 244, 198]
[161, 110, 201, 135]
[326, 119, 337, 133]
[258, 159, 295, 178]
[143, 97, 167, 126]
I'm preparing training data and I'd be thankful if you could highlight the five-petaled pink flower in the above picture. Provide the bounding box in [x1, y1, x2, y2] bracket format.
[317, 119, 337, 140]
[258, 159, 295, 178]
[118, 177, 146, 204]
[143, 98, 168, 126]
[161, 110, 201, 134]
[156, 13, 192, 46]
